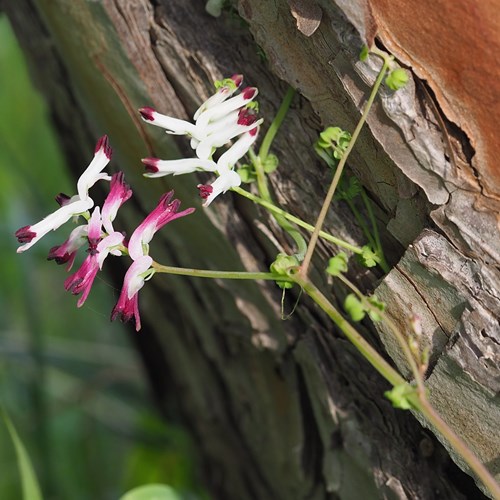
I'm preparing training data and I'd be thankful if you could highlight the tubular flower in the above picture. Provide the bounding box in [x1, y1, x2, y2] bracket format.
[139, 75, 262, 159]
[101, 172, 132, 234]
[47, 224, 89, 270]
[15, 197, 94, 253]
[15, 135, 113, 253]
[76, 135, 112, 200]
[111, 255, 154, 332]
[63, 207, 102, 307]
[127, 191, 195, 261]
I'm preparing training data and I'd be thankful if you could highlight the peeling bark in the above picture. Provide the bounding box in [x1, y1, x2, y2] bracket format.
[3, 0, 498, 498]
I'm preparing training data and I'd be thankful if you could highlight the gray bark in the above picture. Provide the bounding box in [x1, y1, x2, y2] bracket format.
[3, 0, 498, 498]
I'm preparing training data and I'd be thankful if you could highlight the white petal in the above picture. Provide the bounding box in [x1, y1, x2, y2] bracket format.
[144, 111, 198, 137]
[77, 150, 111, 200]
[195, 119, 263, 160]
[196, 89, 258, 130]
[17, 197, 94, 253]
[144, 158, 218, 178]
[217, 129, 259, 171]
[126, 255, 153, 299]
[96, 231, 125, 269]
[203, 170, 241, 207]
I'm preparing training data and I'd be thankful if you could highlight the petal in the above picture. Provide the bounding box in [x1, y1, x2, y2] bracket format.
[195, 118, 263, 160]
[96, 231, 125, 269]
[193, 74, 243, 120]
[195, 87, 258, 131]
[139, 107, 198, 137]
[76, 135, 112, 200]
[217, 127, 260, 171]
[16, 197, 94, 253]
[142, 157, 217, 178]
[201, 170, 241, 207]
[101, 172, 132, 234]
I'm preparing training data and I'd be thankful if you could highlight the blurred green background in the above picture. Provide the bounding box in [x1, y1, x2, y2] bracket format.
[0, 15, 207, 500]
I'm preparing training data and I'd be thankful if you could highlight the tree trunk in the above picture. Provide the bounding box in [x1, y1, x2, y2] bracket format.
[3, 0, 499, 498]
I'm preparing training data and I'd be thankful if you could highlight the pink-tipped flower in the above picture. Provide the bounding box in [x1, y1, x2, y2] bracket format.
[139, 106, 199, 137]
[76, 135, 112, 200]
[64, 252, 100, 307]
[197, 169, 241, 207]
[139, 76, 260, 159]
[16, 197, 94, 253]
[111, 255, 153, 331]
[127, 191, 195, 260]
[101, 172, 132, 234]
[193, 74, 243, 120]
[63, 207, 102, 306]
[47, 224, 88, 270]
[195, 87, 258, 131]
[217, 127, 260, 171]
[141, 157, 217, 178]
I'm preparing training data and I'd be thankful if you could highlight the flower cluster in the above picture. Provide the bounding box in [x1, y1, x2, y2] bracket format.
[15, 136, 194, 331]
[139, 74, 262, 206]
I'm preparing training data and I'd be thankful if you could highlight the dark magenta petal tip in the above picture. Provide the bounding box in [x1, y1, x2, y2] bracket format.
[139, 106, 156, 121]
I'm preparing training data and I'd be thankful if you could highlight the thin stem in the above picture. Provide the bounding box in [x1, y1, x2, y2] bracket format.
[300, 58, 391, 277]
[346, 198, 377, 249]
[258, 86, 296, 161]
[420, 396, 500, 499]
[337, 273, 425, 395]
[295, 272, 500, 498]
[251, 152, 308, 260]
[360, 188, 388, 271]
[291, 272, 405, 387]
[233, 186, 363, 254]
[151, 262, 288, 282]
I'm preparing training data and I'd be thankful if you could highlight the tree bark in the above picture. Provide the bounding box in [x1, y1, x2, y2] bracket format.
[3, 0, 499, 498]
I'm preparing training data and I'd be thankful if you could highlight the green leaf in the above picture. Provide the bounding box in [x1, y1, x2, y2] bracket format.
[358, 245, 378, 268]
[367, 295, 385, 322]
[326, 252, 348, 277]
[263, 153, 279, 173]
[2, 409, 43, 500]
[120, 484, 183, 500]
[237, 164, 257, 183]
[214, 76, 238, 90]
[270, 253, 299, 289]
[385, 68, 409, 90]
[344, 294, 365, 322]
[337, 176, 362, 201]
[319, 126, 343, 147]
[384, 384, 416, 410]
[359, 45, 369, 61]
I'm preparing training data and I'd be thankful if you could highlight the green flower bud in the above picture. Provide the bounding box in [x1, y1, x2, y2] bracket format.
[270, 253, 299, 289]
[385, 68, 409, 90]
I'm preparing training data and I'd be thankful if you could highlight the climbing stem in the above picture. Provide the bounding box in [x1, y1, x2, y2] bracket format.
[247, 87, 308, 258]
[152, 262, 288, 282]
[233, 186, 363, 254]
[300, 57, 391, 276]
[258, 86, 296, 161]
[292, 271, 500, 499]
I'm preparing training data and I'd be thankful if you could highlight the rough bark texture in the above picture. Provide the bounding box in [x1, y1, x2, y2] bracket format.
[3, 0, 499, 498]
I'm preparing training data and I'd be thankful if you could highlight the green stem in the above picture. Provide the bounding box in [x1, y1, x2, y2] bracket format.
[419, 397, 500, 500]
[346, 198, 377, 249]
[337, 273, 425, 394]
[294, 271, 500, 498]
[291, 272, 405, 387]
[258, 86, 296, 161]
[360, 188, 388, 271]
[151, 262, 288, 282]
[300, 58, 391, 277]
[233, 186, 363, 254]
